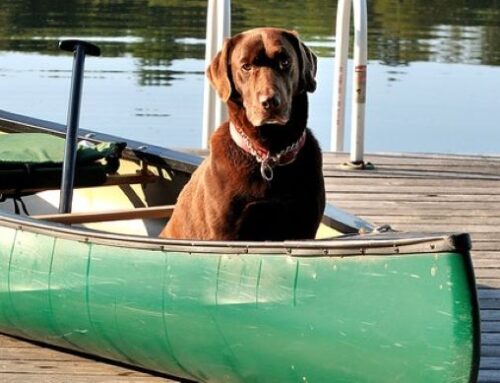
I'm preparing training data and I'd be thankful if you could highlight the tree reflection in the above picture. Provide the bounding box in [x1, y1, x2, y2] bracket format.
[0, 0, 498, 85]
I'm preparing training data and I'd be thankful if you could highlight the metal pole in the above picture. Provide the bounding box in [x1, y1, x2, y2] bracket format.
[331, 0, 351, 152]
[202, 0, 231, 149]
[350, 0, 368, 164]
[214, 0, 231, 129]
[58, 40, 100, 213]
[202, 0, 217, 149]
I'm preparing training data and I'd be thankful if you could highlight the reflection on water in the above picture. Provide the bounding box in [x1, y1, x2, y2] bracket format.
[0, 0, 499, 153]
[2, 0, 499, 66]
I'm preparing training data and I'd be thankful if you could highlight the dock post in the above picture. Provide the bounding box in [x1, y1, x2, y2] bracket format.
[331, 0, 351, 153]
[349, 0, 368, 165]
[331, 0, 372, 169]
[202, 0, 231, 149]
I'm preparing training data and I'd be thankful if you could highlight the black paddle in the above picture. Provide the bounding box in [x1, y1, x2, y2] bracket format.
[58, 40, 101, 214]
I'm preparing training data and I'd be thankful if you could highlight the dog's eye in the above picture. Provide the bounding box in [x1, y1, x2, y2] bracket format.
[279, 58, 291, 70]
[241, 63, 252, 72]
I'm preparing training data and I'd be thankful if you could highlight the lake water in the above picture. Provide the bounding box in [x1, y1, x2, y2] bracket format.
[0, 0, 499, 154]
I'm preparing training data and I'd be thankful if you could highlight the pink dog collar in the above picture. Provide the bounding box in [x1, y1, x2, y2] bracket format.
[229, 122, 307, 181]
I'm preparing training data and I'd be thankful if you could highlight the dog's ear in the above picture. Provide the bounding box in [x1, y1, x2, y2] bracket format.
[299, 41, 317, 93]
[284, 31, 318, 93]
[206, 38, 235, 102]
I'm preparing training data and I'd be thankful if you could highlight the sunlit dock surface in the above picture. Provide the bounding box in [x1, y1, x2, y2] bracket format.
[1, 152, 499, 382]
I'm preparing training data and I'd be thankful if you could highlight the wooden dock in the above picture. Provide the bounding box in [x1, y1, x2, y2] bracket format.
[0, 152, 498, 382]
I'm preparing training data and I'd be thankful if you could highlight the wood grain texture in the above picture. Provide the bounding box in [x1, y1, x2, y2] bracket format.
[0, 335, 178, 382]
[34, 205, 175, 224]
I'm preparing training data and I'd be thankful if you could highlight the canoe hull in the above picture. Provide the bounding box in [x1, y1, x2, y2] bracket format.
[0, 223, 479, 383]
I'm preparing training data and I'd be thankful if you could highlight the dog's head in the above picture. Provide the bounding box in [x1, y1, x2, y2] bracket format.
[207, 28, 317, 127]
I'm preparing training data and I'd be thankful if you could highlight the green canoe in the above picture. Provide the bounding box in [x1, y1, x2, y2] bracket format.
[0, 110, 480, 382]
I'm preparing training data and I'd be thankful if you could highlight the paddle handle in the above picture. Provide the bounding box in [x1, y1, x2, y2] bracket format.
[58, 40, 101, 214]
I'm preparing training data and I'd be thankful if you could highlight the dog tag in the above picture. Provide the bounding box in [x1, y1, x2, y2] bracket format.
[260, 158, 275, 181]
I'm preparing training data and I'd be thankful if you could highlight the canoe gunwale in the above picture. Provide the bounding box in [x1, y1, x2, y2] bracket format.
[0, 211, 470, 257]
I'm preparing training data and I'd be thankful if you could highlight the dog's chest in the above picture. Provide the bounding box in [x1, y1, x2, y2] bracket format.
[229, 178, 309, 241]
[236, 198, 302, 240]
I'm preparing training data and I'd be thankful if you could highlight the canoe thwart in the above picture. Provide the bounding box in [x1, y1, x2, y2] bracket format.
[33, 204, 175, 224]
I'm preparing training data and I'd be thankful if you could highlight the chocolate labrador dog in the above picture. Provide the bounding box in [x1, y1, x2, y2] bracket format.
[161, 27, 325, 240]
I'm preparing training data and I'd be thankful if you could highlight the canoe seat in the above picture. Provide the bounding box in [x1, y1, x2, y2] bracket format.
[0, 133, 126, 199]
[34, 205, 175, 224]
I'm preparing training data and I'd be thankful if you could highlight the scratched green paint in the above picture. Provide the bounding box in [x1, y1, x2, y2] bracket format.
[2, 231, 56, 340]
[0, 229, 478, 382]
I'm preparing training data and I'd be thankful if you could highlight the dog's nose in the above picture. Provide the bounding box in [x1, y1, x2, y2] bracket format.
[259, 93, 281, 110]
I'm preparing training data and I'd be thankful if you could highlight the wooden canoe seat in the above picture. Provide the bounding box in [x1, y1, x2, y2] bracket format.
[33, 205, 175, 224]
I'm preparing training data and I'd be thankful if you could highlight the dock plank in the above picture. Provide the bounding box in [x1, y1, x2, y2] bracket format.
[0, 151, 498, 382]
[1, 376, 166, 383]
[0, 335, 176, 382]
